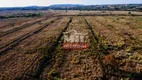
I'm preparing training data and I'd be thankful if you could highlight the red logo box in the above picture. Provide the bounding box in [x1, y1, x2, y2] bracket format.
[62, 42, 88, 50]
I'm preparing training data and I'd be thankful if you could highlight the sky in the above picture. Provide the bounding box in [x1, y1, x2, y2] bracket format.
[0, 0, 142, 7]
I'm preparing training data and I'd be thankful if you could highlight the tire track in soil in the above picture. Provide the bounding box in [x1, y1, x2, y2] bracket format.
[0, 18, 35, 31]
[0, 18, 46, 37]
[0, 17, 70, 80]
[0, 17, 58, 47]
[85, 17, 142, 79]
[85, 18, 124, 79]
[19, 17, 73, 80]
[40, 17, 104, 80]
[90, 17, 142, 51]
[84, 18, 105, 79]
[0, 17, 61, 56]
[0, 14, 57, 37]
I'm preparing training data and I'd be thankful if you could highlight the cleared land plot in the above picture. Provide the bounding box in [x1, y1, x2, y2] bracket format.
[0, 12, 142, 80]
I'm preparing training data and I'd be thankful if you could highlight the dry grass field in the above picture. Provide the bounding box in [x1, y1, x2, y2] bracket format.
[58, 10, 142, 16]
[0, 10, 142, 80]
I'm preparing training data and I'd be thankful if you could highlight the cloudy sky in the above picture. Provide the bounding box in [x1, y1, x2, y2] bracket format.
[0, 0, 142, 7]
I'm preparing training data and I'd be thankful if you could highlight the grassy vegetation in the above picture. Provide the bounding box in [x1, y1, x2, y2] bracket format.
[86, 16, 142, 79]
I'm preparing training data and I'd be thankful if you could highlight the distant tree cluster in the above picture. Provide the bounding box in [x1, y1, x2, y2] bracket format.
[48, 4, 142, 12]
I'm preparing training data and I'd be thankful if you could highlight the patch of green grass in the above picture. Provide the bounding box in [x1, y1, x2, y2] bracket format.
[137, 26, 142, 29]
[53, 77, 62, 80]
[136, 17, 142, 21]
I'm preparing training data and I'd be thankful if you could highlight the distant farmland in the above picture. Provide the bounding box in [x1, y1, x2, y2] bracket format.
[0, 10, 142, 80]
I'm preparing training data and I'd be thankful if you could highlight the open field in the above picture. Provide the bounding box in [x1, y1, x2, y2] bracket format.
[58, 10, 142, 16]
[0, 10, 142, 80]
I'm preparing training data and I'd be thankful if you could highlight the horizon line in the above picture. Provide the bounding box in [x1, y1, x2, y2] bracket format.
[0, 3, 142, 8]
